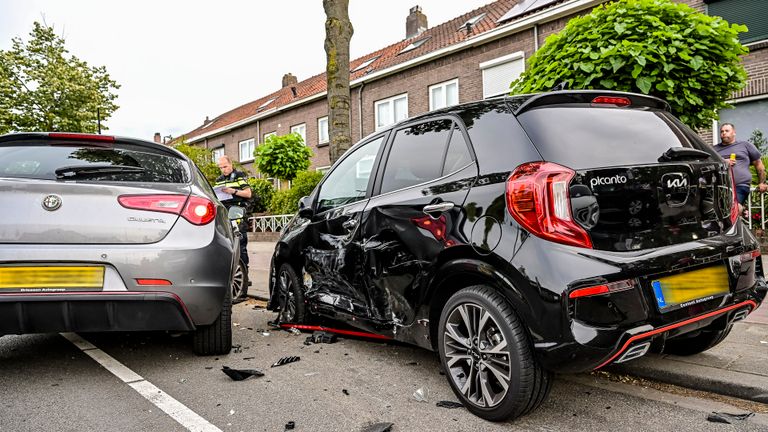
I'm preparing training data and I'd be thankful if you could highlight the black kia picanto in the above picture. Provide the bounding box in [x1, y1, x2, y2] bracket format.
[268, 90, 767, 421]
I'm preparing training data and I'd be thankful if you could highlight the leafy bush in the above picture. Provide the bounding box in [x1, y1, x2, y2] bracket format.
[511, 0, 748, 129]
[174, 142, 219, 184]
[254, 132, 313, 181]
[267, 170, 324, 214]
[246, 178, 275, 214]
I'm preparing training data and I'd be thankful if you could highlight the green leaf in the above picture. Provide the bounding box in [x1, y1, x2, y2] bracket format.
[636, 76, 652, 94]
[579, 63, 595, 73]
[609, 56, 626, 72]
[631, 64, 643, 79]
[614, 22, 627, 34]
[690, 55, 704, 70]
[635, 55, 646, 67]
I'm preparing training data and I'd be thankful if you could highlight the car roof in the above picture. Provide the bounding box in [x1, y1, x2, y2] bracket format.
[0, 132, 185, 159]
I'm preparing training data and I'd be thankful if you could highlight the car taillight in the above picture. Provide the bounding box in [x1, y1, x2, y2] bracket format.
[506, 162, 592, 248]
[48, 132, 115, 145]
[569, 279, 636, 299]
[728, 168, 739, 226]
[118, 194, 216, 225]
[591, 96, 631, 107]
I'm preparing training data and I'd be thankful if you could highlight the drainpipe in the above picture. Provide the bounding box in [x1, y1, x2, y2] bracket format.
[358, 81, 365, 141]
[533, 24, 539, 51]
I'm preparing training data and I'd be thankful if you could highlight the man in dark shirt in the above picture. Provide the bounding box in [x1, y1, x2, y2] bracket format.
[713, 123, 767, 214]
[215, 156, 252, 271]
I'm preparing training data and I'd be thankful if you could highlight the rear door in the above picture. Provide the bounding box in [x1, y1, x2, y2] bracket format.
[517, 106, 732, 252]
[359, 117, 478, 324]
[0, 138, 191, 244]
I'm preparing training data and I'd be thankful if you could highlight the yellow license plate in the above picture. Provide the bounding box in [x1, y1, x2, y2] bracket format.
[0, 266, 104, 291]
[651, 265, 729, 312]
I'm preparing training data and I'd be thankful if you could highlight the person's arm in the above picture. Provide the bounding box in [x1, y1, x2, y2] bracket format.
[234, 186, 252, 199]
[753, 158, 768, 192]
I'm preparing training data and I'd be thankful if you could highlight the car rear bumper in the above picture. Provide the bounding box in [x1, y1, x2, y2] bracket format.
[0, 291, 195, 335]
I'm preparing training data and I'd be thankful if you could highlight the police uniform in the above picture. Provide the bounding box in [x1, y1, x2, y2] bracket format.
[214, 170, 251, 267]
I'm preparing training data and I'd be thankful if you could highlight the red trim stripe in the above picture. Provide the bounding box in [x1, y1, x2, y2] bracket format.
[594, 300, 757, 370]
[279, 323, 393, 340]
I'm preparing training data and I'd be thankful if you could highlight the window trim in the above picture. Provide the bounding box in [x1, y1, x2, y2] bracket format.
[374, 93, 409, 131]
[429, 78, 460, 111]
[480, 51, 525, 98]
[290, 123, 307, 145]
[212, 146, 225, 162]
[318, 116, 329, 146]
[238, 138, 256, 162]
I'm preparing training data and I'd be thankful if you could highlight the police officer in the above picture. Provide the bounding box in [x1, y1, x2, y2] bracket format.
[215, 156, 252, 272]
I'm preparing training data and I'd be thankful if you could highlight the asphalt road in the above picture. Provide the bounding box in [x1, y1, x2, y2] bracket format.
[1, 300, 766, 432]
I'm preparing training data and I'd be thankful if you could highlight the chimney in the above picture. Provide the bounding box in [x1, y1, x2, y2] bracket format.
[153, 132, 161, 143]
[282, 73, 298, 88]
[203, 116, 211, 126]
[406, 6, 427, 39]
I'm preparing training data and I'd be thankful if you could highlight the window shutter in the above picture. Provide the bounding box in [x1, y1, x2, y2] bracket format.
[708, 0, 767, 44]
[481, 57, 524, 98]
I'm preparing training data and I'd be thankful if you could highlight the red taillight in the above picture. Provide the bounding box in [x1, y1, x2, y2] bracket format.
[728, 168, 739, 226]
[49, 133, 115, 143]
[569, 279, 636, 299]
[118, 194, 216, 225]
[591, 96, 631, 107]
[135, 278, 172, 286]
[506, 162, 592, 248]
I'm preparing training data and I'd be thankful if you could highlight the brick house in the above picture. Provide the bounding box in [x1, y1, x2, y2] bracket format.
[178, 0, 768, 180]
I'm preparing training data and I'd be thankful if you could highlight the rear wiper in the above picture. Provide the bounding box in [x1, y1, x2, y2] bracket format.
[658, 147, 712, 163]
[55, 164, 145, 179]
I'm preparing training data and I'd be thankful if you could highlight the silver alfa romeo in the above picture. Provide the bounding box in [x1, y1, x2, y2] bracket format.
[0, 132, 237, 355]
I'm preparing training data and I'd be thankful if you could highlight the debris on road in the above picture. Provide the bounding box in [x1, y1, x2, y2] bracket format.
[229, 409, 235, 416]
[706, 412, 754, 424]
[221, 366, 265, 381]
[279, 323, 393, 341]
[232, 344, 242, 353]
[288, 327, 302, 336]
[271, 356, 301, 367]
[436, 401, 464, 409]
[285, 420, 296, 430]
[413, 387, 429, 402]
[342, 389, 350, 396]
[304, 331, 338, 345]
[361, 422, 394, 432]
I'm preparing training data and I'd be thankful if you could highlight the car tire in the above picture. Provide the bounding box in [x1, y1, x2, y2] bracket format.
[662, 323, 733, 356]
[192, 290, 233, 356]
[437, 285, 552, 421]
[231, 259, 249, 304]
[277, 263, 305, 324]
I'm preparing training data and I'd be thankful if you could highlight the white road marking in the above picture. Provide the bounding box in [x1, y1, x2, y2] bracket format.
[61, 332, 222, 432]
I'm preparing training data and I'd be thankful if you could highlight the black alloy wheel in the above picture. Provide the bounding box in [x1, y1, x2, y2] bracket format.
[231, 259, 249, 303]
[277, 263, 305, 323]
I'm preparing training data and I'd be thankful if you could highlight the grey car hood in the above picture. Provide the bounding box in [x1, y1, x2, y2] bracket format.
[0, 178, 191, 244]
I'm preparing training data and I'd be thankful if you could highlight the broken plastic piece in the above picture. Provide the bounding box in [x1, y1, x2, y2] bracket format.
[436, 400, 464, 409]
[288, 327, 302, 335]
[271, 356, 301, 367]
[284, 421, 295, 430]
[361, 422, 394, 432]
[279, 323, 392, 340]
[706, 412, 754, 424]
[221, 366, 264, 381]
[305, 331, 338, 345]
[412, 387, 429, 402]
[342, 389, 350, 395]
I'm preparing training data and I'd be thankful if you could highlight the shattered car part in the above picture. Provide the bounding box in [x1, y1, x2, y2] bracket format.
[706, 412, 754, 424]
[412, 387, 429, 402]
[361, 422, 394, 432]
[436, 401, 464, 409]
[305, 331, 338, 345]
[221, 366, 264, 381]
[279, 324, 391, 341]
[284, 421, 296, 430]
[271, 356, 301, 368]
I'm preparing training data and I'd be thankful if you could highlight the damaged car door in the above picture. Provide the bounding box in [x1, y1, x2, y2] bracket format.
[301, 134, 387, 319]
[360, 117, 478, 329]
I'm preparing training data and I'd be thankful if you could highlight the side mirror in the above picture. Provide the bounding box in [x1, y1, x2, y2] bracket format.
[298, 196, 314, 218]
[228, 205, 245, 221]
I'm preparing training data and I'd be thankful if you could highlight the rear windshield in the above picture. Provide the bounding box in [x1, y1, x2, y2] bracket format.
[0, 143, 190, 183]
[517, 107, 716, 169]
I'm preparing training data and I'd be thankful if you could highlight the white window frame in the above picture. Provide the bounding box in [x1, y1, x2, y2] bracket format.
[316, 165, 331, 174]
[290, 123, 307, 145]
[263, 131, 277, 143]
[212, 146, 225, 162]
[479, 51, 525, 99]
[318, 116, 329, 145]
[238, 138, 255, 162]
[374, 93, 409, 130]
[429, 78, 459, 111]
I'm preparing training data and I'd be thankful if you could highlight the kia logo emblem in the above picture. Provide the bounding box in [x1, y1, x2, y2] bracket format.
[42, 194, 62, 211]
[661, 173, 689, 207]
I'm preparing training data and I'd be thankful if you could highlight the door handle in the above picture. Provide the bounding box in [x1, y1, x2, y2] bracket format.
[423, 201, 454, 218]
[342, 218, 358, 232]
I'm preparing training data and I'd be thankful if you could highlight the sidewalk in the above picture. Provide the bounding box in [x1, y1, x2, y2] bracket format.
[246, 240, 768, 403]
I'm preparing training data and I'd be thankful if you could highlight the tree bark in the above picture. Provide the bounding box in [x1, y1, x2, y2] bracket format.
[323, 0, 354, 164]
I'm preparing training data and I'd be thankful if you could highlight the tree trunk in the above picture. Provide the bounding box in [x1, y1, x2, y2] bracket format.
[323, 0, 354, 164]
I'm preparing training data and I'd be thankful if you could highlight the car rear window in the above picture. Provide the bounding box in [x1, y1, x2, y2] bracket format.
[0, 143, 190, 183]
[517, 107, 716, 169]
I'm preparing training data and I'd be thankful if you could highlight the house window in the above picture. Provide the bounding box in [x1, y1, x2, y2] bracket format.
[263, 131, 277, 143]
[212, 146, 225, 162]
[429, 79, 459, 111]
[375, 93, 408, 130]
[238, 138, 255, 162]
[717, 97, 768, 146]
[291, 123, 307, 145]
[707, 0, 767, 44]
[480, 52, 525, 98]
[316, 165, 331, 174]
[318, 116, 329, 145]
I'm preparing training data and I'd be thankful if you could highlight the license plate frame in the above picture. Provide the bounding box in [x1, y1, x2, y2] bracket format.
[650, 264, 730, 313]
[0, 265, 105, 292]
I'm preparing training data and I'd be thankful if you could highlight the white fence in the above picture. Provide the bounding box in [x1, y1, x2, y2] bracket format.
[249, 214, 294, 232]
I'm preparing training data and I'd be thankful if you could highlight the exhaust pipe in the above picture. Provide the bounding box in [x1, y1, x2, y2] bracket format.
[732, 308, 750, 322]
[615, 341, 651, 363]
